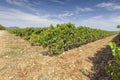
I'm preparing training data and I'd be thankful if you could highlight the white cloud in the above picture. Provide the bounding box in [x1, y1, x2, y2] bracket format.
[96, 2, 120, 10]
[56, 11, 74, 20]
[75, 7, 94, 14]
[0, 8, 63, 27]
[78, 15, 120, 31]
[5, 0, 28, 6]
[56, 7, 94, 20]
[0, 9, 47, 22]
[50, 0, 65, 4]
[61, 11, 74, 17]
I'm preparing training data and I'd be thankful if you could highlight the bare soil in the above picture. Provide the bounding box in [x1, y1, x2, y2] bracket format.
[0, 30, 116, 80]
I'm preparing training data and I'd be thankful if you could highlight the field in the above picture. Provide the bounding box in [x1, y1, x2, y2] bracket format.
[1, 0, 120, 79]
[0, 23, 119, 80]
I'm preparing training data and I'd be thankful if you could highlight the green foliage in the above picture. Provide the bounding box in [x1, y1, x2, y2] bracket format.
[49, 24, 54, 29]
[117, 25, 120, 29]
[106, 25, 120, 80]
[0, 24, 6, 30]
[31, 23, 115, 54]
[106, 42, 120, 80]
[8, 27, 47, 40]
[7, 23, 115, 55]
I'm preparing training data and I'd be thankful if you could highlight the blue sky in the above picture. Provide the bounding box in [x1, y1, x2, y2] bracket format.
[0, 0, 120, 31]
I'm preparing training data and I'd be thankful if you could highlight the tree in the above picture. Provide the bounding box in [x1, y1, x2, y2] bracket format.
[0, 24, 6, 30]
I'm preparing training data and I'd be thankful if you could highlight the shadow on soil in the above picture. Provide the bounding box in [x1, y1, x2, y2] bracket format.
[84, 35, 118, 80]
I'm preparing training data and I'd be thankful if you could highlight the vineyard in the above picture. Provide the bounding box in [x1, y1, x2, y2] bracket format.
[0, 23, 119, 80]
[8, 23, 116, 55]
[1, 0, 120, 79]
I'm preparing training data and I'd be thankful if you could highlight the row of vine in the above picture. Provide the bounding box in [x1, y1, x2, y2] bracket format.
[8, 23, 115, 55]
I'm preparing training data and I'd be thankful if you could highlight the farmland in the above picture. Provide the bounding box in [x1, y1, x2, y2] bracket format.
[1, 0, 120, 79]
[8, 23, 115, 55]
[0, 23, 119, 80]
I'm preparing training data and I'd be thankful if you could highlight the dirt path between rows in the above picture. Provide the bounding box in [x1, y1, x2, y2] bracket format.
[0, 30, 116, 80]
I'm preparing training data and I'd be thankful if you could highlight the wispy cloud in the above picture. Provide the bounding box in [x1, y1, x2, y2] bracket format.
[56, 11, 74, 20]
[54, 7, 94, 21]
[96, 2, 120, 11]
[0, 8, 63, 27]
[5, 0, 46, 16]
[50, 0, 65, 4]
[75, 7, 94, 14]
[0, 9, 46, 22]
[79, 15, 120, 31]
[5, 0, 28, 6]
